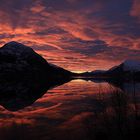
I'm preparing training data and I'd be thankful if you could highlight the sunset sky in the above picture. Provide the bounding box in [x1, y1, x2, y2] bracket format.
[0, 0, 140, 72]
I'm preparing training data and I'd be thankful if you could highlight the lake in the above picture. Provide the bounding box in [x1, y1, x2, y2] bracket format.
[0, 79, 139, 140]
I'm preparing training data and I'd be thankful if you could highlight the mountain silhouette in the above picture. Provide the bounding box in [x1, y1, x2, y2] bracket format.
[0, 41, 72, 80]
[105, 60, 140, 80]
[76, 60, 140, 81]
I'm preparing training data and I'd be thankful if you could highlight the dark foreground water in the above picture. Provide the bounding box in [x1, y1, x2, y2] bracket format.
[0, 79, 139, 140]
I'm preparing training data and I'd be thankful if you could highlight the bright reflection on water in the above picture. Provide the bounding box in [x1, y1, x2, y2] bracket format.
[0, 79, 139, 140]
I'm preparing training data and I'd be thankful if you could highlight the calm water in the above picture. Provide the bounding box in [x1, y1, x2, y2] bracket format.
[0, 79, 139, 140]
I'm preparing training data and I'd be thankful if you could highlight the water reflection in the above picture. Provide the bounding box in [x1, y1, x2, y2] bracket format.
[0, 78, 71, 111]
[0, 79, 139, 140]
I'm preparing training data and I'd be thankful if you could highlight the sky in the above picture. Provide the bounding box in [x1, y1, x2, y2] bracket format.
[0, 0, 140, 72]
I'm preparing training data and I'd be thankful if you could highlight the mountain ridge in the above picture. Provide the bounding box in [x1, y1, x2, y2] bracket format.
[0, 41, 72, 80]
[76, 59, 140, 81]
[0, 41, 139, 81]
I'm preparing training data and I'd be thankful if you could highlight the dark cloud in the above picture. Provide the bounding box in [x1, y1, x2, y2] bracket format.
[0, 34, 15, 39]
[33, 27, 67, 36]
[68, 39, 140, 61]
[67, 39, 108, 55]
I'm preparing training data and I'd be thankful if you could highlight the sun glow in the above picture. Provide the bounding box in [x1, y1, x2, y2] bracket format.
[72, 71, 86, 74]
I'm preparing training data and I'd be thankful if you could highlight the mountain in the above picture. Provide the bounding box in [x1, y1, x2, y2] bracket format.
[105, 60, 140, 80]
[108, 60, 140, 73]
[107, 60, 140, 74]
[0, 41, 72, 80]
[76, 60, 140, 81]
[122, 60, 140, 72]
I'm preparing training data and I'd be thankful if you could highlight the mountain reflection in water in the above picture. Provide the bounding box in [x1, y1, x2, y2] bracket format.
[0, 78, 139, 140]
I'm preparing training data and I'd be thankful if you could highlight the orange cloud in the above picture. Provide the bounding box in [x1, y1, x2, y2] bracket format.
[130, 0, 140, 19]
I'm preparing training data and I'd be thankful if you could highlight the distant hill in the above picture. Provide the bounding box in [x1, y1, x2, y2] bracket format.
[74, 70, 106, 77]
